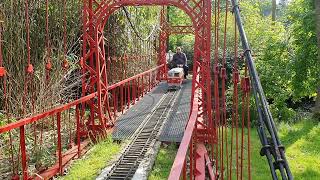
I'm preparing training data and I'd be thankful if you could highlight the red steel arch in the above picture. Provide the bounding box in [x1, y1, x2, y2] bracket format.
[81, 0, 214, 149]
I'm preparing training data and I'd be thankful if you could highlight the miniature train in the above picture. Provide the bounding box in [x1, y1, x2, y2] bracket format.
[167, 64, 185, 90]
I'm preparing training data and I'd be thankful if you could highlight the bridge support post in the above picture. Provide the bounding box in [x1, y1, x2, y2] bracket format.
[80, 0, 214, 178]
[81, 0, 110, 139]
[159, 7, 168, 81]
[192, 0, 214, 157]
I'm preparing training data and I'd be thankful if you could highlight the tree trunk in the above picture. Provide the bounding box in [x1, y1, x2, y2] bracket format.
[272, 0, 277, 21]
[315, 0, 320, 51]
[314, 0, 320, 117]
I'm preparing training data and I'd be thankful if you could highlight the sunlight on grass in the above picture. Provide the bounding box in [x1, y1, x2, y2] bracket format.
[279, 119, 320, 179]
[148, 119, 320, 180]
[148, 144, 178, 180]
[225, 128, 271, 180]
[59, 137, 121, 180]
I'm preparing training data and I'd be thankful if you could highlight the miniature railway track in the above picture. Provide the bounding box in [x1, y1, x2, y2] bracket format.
[106, 90, 178, 180]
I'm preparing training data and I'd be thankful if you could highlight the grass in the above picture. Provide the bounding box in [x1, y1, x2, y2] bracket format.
[148, 144, 178, 180]
[148, 118, 320, 180]
[55, 118, 320, 179]
[278, 119, 320, 179]
[59, 137, 121, 180]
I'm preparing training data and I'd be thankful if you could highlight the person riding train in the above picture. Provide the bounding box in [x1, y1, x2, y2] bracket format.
[170, 47, 188, 79]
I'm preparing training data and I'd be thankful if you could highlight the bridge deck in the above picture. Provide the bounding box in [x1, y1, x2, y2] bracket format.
[159, 79, 192, 142]
[112, 80, 192, 142]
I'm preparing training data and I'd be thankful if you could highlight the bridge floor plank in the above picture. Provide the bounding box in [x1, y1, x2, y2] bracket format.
[112, 79, 192, 143]
[112, 82, 168, 140]
[159, 79, 192, 142]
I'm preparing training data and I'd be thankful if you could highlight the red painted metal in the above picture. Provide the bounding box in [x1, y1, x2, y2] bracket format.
[1, 0, 213, 178]
[142, 76, 144, 97]
[76, 104, 81, 158]
[133, 79, 136, 105]
[0, 0, 290, 178]
[162, 0, 213, 177]
[167, 77, 183, 85]
[205, 152, 216, 180]
[20, 126, 28, 180]
[57, 112, 62, 175]
[195, 144, 206, 180]
[120, 84, 124, 114]
[159, 7, 168, 80]
[37, 140, 90, 180]
[0, 93, 95, 133]
[0, 65, 161, 179]
[169, 89, 199, 177]
[0, 66, 6, 77]
[190, 136, 194, 180]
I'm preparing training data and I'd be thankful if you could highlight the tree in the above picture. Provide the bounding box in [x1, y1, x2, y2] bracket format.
[314, 0, 320, 116]
[286, 0, 319, 117]
[272, 0, 277, 21]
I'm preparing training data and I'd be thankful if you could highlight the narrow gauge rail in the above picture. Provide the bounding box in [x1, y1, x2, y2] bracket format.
[106, 90, 179, 179]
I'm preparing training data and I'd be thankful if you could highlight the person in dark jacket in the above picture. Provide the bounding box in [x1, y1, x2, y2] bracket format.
[172, 47, 188, 79]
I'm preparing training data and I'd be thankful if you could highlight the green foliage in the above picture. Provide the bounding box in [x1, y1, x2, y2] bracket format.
[108, 6, 161, 54]
[167, 6, 194, 65]
[169, 34, 194, 65]
[236, 0, 319, 122]
[168, 6, 192, 25]
[105, 6, 160, 82]
[287, 0, 320, 99]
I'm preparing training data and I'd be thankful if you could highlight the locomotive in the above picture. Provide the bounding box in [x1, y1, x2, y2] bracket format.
[166, 50, 187, 90]
[167, 64, 185, 90]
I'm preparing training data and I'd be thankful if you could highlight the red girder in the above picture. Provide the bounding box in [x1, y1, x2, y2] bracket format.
[0, 0, 213, 179]
[81, 1, 213, 178]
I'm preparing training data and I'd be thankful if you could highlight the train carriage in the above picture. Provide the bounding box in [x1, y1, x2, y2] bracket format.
[167, 65, 184, 90]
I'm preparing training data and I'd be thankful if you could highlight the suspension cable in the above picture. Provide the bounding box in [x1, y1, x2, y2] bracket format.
[46, 0, 50, 56]
[45, 0, 52, 74]
[230, 0, 292, 179]
[213, 0, 221, 176]
[229, 13, 240, 180]
[121, 7, 158, 41]
[62, 0, 69, 69]
[63, 0, 67, 56]
[221, 0, 229, 179]
[0, 22, 3, 67]
[0, 16, 16, 177]
[25, 0, 31, 66]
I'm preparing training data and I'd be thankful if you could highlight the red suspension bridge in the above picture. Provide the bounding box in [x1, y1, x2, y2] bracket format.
[0, 0, 292, 179]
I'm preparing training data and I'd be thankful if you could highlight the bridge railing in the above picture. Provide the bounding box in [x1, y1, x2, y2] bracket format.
[168, 85, 215, 180]
[168, 90, 199, 179]
[0, 65, 163, 180]
[167, 66, 216, 180]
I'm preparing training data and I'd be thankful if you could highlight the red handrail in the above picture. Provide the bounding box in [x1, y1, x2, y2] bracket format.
[168, 88, 199, 179]
[108, 64, 163, 90]
[0, 65, 163, 180]
[0, 93, 96, 133]
[0, 65, 163, 133]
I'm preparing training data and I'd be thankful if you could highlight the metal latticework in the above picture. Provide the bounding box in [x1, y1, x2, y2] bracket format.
[81, 2, 214, 175]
